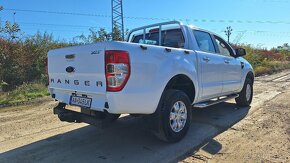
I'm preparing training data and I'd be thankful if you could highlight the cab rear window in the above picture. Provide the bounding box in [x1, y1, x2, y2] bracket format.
[131, 29, 185, 48]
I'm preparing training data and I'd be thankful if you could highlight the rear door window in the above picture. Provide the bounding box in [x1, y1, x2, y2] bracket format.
[162, 29, 185, 48]
[193, 30, 216, 53]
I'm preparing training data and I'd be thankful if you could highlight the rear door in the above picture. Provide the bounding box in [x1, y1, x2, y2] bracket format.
[193, 30, 224, 100]
[212, 35, 242, 93]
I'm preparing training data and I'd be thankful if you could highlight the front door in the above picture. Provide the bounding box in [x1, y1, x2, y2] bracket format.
[193, 30, 224, 100]
[213, 35, 242, 94]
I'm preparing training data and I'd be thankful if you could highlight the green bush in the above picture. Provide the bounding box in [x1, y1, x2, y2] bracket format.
[235, 44, 290, 76]
[0, 83, 49, 105]
[0, 33, 71, 91]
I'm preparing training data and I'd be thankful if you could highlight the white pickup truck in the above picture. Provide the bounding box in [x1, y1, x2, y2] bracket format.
[48, 21, 254, 142]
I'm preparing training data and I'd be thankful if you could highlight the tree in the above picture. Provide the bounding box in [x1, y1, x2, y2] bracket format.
[75, 27, 120, 43]
[112, 23, 123, 41]
[0, 21, 21, 41]
[98, 28, 111, 41]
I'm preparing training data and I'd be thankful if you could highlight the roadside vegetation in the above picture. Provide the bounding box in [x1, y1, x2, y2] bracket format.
[239, 44, 290, 75]
[0, 20, 289, 105]
[0, 83, 49, 105]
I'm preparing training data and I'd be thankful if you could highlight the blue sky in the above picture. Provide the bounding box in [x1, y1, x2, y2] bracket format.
[0, 0, 289, 48]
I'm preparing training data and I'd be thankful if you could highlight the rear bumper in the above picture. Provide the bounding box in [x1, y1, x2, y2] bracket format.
[49, 87, 107, 111]
[49, 87, 159, 114]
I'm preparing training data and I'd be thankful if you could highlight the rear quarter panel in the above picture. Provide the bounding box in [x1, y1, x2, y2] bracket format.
[105, 42, 199, 114]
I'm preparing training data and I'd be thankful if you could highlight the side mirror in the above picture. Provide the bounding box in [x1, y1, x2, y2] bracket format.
[235, 48, 246, 57]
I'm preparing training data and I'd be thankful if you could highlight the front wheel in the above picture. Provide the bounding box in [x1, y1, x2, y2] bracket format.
[150, 89, 192, 143]
[235, 77, 253, 106]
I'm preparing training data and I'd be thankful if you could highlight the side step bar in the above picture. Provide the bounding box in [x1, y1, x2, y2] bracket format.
[193, 94, 239, 108]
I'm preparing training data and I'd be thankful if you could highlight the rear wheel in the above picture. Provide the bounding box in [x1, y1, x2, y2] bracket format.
[149, 89, 192, 143]
[235, 77, 253, 106]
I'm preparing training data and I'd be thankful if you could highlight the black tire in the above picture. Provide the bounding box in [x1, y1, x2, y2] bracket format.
[148, 89, 192, 143]
[235, 77, 253, 106]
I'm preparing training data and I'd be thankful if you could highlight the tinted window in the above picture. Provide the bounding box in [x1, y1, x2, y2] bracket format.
[214, 36, 231, 57]
[163, 29, 185, 48]
[132, 31, 160, 45]
[193, 30, 216, 53]
[131, 29, 185, 48]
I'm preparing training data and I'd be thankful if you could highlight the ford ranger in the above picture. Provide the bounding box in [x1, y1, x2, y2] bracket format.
[48, 21, 254, 142]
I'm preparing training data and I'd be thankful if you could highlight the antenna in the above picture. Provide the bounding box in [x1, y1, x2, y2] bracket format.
[111, 0, 124, 41]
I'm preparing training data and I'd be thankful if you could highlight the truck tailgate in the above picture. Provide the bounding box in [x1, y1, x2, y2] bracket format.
[48, 43, 106, 95]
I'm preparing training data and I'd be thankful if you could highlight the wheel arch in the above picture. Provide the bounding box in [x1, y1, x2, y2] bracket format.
[163, 74, 196, 104]
[246, 71, 255, 83]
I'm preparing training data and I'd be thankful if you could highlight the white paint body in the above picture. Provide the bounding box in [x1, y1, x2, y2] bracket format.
[48, 23, 254, 114]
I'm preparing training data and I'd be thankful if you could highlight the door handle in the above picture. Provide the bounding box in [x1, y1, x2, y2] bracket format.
[203, 57, 210, 62]
[224, 59, 230, 64]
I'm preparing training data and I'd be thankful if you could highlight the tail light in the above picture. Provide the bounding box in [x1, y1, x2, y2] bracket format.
[105, 50, 130, 92]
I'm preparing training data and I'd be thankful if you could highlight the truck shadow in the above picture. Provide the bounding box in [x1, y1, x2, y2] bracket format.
[0, 102, 250, 163]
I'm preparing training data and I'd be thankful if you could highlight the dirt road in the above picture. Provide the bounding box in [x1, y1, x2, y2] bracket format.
[0, 70, 290, 163]
[181, 71, 290, 163]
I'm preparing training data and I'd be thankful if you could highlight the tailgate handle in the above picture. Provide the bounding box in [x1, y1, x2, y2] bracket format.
[65, 54, 75, 59]
[66, 66, 75, 73]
